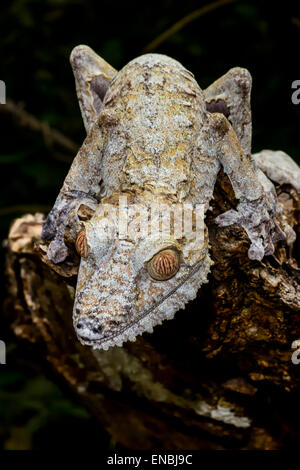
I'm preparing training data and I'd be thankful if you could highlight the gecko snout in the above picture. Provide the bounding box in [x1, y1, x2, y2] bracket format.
[74, 316, 105, 343]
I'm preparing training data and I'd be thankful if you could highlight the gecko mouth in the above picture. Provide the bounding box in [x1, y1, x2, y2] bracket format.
[75, 259, 204, 348]
[76, 324, 104, 342]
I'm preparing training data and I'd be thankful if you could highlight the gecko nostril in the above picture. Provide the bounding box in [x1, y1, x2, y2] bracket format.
[76, 322, 84, 329]
[92, 325, 103, 334]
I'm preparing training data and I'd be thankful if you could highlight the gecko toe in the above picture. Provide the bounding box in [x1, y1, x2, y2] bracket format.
[47, 238, 68, 264]
[41, 214, 57, 241]
[215, 209, 241, 227]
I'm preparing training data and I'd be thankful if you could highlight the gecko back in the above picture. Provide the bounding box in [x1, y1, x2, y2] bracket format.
[99, 53, 206, 199]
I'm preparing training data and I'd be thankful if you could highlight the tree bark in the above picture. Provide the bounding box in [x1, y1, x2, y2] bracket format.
[4, 169, 300, 450]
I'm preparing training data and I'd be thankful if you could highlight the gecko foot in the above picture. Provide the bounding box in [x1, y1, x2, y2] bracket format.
[215, 197, 287, 261]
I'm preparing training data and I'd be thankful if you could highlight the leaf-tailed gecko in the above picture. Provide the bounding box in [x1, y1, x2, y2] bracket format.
[41, 45, 298, 350]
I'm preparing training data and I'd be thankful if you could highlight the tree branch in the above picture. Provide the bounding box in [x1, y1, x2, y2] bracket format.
[0, 100, 79, 155]
[143, 0, 237, 53]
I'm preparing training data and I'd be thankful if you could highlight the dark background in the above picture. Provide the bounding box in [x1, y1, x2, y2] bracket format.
[0, 0, 299, 450]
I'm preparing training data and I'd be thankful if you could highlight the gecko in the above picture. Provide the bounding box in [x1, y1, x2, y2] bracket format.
[41, 45, 298, 350]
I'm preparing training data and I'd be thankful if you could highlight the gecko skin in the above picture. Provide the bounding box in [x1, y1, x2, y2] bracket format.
[42, 46, 298, 350]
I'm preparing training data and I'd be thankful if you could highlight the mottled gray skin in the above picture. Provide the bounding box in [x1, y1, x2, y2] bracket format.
[42, 46, 297, 350]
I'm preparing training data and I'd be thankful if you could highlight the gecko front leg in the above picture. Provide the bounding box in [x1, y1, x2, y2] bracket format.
[41, 120, 105, 263]
[203, 68, 296, 252]
[198, 113, 287, 261]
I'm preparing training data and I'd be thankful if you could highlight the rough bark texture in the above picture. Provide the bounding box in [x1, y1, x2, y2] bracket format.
[4, 171, 300, 450]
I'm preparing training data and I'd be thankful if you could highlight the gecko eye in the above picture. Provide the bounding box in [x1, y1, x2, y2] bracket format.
[75, 229, 89, 257]
[147, 248, 180, 281]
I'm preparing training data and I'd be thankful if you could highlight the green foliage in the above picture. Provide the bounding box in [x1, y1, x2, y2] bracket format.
[0, 366, 108, 449]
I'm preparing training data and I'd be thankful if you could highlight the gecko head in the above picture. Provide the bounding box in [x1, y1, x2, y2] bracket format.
[73, 194, 212, 350]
